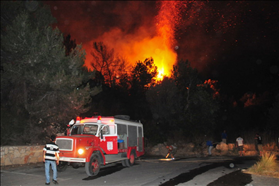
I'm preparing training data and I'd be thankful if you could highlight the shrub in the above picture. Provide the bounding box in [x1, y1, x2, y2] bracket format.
[247, 152, 279, 178]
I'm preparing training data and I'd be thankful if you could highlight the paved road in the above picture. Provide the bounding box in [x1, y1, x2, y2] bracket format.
[1, 156, 278, 186]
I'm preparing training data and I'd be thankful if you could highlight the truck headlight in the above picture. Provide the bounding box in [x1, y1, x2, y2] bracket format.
[78, 148, 84, 155]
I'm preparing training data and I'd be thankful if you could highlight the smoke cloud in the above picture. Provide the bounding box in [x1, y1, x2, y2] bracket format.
[44, 1, 278, 79]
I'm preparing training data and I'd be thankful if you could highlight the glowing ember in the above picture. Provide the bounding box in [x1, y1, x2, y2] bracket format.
[159, 158, 173, 161]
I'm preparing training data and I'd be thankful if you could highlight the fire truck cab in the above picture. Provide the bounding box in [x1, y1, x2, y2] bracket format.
[55, 115, 144, 176]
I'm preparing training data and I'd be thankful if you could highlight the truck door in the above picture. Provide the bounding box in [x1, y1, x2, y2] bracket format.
[100, 125, 118, 154]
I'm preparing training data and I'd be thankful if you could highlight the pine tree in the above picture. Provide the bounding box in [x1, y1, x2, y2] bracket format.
[1, 1, 93, 144]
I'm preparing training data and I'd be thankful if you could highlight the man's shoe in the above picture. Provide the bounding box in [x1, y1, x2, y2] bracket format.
[53, 180, 58, 184]
[45, 183, 50, 185]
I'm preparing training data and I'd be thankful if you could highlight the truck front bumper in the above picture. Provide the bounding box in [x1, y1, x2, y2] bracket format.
[59, 157, 86, 162]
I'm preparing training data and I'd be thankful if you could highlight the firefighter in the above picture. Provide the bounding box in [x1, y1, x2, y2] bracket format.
[165, 143, 177, 160]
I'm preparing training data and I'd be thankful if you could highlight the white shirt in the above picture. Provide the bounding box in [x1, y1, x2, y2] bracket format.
[236, 137, 243, 146]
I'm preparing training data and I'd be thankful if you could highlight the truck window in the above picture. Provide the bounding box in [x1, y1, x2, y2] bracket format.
[70, 125, 82, 135]
[109, 124, 116, 135]
[102, 125, 110, 135]
[83, 124, 98, 135]
[128, 125, 137, 146]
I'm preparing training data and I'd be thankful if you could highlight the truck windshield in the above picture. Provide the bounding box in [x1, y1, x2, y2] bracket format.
[83, 124, 98, 135]
[70, 124, 99, 135]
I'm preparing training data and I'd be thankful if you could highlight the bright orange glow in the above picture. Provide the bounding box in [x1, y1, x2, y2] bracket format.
[84, 1, 179, 81]
[159, 158, 173, 161]
[202, 79, 220, 99]
[152, 1, 180, 80]
[157, 68, 164, 81]
[46, 1, 245, 80]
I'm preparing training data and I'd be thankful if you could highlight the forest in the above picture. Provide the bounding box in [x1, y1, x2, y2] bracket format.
[1, 1, 278, 147]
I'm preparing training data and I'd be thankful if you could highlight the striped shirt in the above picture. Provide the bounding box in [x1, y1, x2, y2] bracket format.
[43, 142, 59, 161]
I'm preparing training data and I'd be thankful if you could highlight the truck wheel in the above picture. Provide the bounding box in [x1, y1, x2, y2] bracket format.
[125, 150, 136, 167]
[85, 153, 100, 176]
[57, 161, 68, 172]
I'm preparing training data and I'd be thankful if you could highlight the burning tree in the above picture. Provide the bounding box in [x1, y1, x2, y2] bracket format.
[90, 42, 128, 87]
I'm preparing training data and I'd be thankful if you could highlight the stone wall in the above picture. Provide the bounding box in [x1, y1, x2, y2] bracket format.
[1, 145, 44, 166]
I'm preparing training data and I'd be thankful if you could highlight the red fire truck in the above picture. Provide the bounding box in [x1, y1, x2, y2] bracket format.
[55, 115, 144, 176]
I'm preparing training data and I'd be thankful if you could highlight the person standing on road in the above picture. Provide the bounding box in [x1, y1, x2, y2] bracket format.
[43, 134, 60, 185]
[255, 133, 263, 156]
[236, 135, 244, 156]
[221, 130, 227, 144]
[206, 140, 214, 156]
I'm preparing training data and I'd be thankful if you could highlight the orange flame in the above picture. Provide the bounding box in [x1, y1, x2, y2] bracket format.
[153, 1, 179, 80]
[84, 1, 180, 81]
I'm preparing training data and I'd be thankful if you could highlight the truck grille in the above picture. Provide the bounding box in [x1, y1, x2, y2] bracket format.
[56, 138, 73, 151]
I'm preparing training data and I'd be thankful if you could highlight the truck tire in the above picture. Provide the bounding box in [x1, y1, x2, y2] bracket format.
[57, 161, 68, 172]
[85, 152, 101, 176]
[125, 150, 136, 167]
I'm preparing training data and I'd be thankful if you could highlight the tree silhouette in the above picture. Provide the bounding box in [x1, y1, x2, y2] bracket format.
[146, 77, 181, 141]
[90, 42, 127, 87]
[1, 1, 92, 145]
[131, 58, 158, 91]
[129, 58, 157, 119]
[172, 59, 200, 112]
[63, 34, 77, 56]
[146, 59, 220, 140]
[267, 94, 279, 144]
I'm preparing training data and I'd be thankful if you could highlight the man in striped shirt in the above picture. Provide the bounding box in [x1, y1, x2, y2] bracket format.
[43, 134, 60, 185]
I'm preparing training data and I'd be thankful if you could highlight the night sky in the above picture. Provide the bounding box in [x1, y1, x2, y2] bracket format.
[43, 1, 279, 101]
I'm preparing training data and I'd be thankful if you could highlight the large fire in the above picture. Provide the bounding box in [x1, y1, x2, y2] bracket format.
[46, 1, 248, 81]
[83, 1, 180, 81]
[81, 1, 211, 81]
[153, 1, 180, 80]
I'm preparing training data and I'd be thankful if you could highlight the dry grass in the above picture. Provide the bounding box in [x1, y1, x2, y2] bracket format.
[246, 152, 279, 178]
[264, 142, 279, 151]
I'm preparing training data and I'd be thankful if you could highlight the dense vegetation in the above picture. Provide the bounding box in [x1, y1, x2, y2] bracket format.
[1, 1, 278, 146]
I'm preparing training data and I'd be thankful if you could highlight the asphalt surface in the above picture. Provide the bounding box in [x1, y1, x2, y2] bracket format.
[1, 156, 278, 186]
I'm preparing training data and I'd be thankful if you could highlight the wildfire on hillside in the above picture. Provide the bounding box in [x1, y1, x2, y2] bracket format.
[46, 1, 248, 82]
[84, 1, 182, 81]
